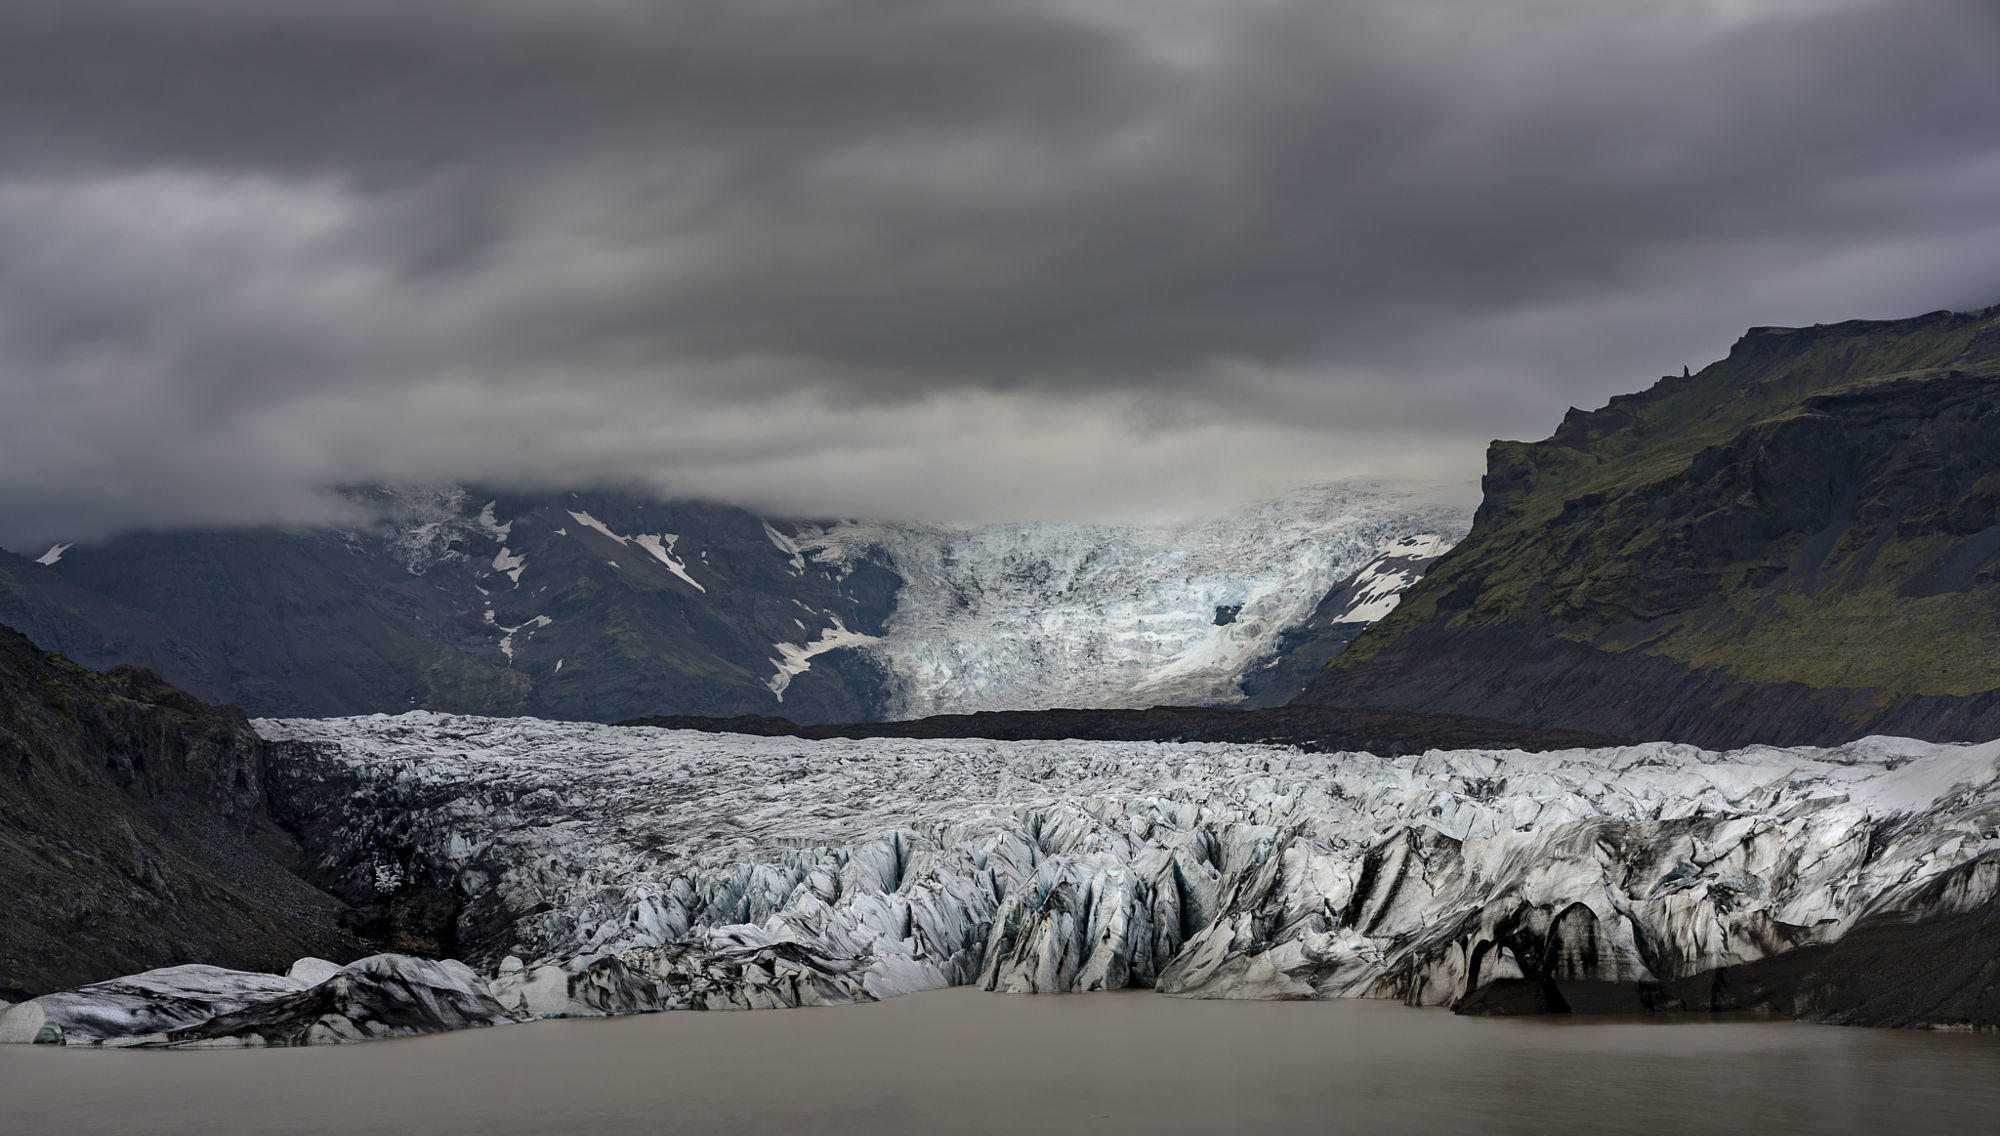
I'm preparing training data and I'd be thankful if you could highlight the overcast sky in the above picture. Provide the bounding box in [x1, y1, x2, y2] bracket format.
[3, 0, 1998, 548]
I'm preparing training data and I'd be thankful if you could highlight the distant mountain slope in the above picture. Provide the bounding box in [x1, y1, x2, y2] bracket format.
[1301, 304, 2000, 747]
[0, 547, 228, 695]
[0, 623, 357, 997]
[5, 489, 900, 724]
[2, 482, 1464, 723]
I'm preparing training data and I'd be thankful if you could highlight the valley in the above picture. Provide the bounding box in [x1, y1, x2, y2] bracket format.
[7, 4, 1997, 1129]
[6, 306, 2000, 1058]
[0, 482, 1466, 724]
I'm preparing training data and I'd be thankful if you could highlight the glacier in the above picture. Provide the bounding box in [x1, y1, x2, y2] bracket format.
[45, 480, 1463, 719]
[797, 481, 1471, 717]
[0, 955, 522, 1048]
[14, 712, 1994, 1045]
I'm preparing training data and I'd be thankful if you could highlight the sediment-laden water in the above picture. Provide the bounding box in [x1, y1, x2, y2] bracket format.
[3, 990, 1995, 1135]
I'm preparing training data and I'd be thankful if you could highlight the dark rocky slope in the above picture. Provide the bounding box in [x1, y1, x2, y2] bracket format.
[1303, 304, 2000, 748]
[1239, 535, 1453, 708]
[1, 488, 898, 725]
[620, 704, 1622, 754]
[0, 547, 228, 694]
[0, 623, 359, 998]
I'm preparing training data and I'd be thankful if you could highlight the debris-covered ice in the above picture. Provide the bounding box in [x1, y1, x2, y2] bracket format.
[0, 955, 520, 1048]
[256, 715, 2000, 1024]
[19, 714, 1995, 1045]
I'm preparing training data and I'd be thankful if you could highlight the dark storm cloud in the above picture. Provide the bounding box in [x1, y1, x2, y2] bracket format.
[2, 0, 1998, 545]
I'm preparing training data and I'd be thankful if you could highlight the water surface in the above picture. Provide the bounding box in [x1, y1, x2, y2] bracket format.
[3, 991, 1995, 1135]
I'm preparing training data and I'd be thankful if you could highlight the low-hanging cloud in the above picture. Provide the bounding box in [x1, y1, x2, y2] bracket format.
[2, 0, 1997, 548]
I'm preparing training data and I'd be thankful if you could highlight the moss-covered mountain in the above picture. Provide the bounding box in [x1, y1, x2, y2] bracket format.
[0, 488, 899, 723]
[1301, 304, 2000, 747]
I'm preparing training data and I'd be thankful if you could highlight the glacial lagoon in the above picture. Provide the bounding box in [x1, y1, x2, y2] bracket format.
[4, 989, 1996, 1136]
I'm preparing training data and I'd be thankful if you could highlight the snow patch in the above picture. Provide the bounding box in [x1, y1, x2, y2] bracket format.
[764, 522, 808, 574]
[491, 547, 526, 586]
[474, 501, 513, 541]
[493, 615, 553, 663]
[632, 533, 706, 593]
[566, 509, 627, 546]
[566, 510, 706, 592]
[1384, 533, 1451, 559]
[34, 543, 70, 566]
[1332, 534, 1450, 623]
[766, 618, 881, 701]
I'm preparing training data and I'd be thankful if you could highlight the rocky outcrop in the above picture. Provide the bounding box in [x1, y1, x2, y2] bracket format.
[1241, 535, 1454, 708]
[1303, 304, 2000, 749]
[0, 622, 359, 998]
[254, 713, 2000, 1030]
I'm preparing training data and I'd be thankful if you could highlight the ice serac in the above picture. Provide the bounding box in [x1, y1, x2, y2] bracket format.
[799, 481, 1471, 717]
[256, 714, 2000, 1030]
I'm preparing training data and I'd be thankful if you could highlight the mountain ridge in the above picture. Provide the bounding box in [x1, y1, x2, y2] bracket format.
[1301, 303, 2000, 746]
[2, 482, 1464, 724]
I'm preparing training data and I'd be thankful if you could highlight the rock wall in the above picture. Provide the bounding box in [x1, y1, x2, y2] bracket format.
[0, 623, 359, 998]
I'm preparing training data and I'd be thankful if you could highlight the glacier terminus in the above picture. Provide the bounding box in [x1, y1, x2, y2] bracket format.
[9, 713, 1997, 1046]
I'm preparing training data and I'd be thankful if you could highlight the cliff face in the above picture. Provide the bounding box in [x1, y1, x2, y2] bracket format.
[0, 623, 358, 998]
[1302, 305, 2000, 747]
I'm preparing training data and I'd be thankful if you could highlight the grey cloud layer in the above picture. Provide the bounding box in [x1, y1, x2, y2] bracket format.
[2, 0, 1998, 545]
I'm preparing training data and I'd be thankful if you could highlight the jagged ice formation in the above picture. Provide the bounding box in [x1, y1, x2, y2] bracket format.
[238, 714, 2000, 1029]
[799, 482, 1469, 716]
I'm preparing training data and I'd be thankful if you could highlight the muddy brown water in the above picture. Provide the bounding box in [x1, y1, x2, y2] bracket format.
[2, 989, 1996, 1135]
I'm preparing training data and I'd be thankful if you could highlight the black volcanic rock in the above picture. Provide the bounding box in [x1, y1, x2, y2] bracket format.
[618, 704, 1624, 755]
[0, 622, 359, 997]
[1302, 304, 2000, 748]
